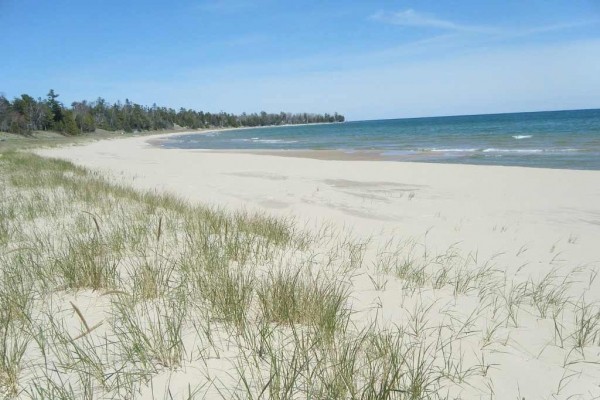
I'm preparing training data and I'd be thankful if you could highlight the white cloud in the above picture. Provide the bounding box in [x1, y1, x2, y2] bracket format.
[370, 9, 494, 33]
[370, 9, 597, 38]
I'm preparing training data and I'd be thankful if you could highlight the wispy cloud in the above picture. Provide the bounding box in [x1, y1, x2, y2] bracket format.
[370, 9, 596, 37]
[370, 9, 494, 33]
[520, 20, 597, 35]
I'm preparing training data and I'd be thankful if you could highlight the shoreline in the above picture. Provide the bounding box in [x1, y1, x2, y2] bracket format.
[0, 122, 338, 152]
[36, 133, 600, 251]
[7, 123, 597, 172]
[148, 125, 600, 172]
[177, 148, 600, 171]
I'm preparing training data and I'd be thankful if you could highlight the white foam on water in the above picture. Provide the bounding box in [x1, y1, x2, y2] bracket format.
[512, 135, 533, 139]
[251, 138, 298, 144]
[483, 148, 543, 153]
[430, 148, 479, 152]
[231, 137, 298, 144]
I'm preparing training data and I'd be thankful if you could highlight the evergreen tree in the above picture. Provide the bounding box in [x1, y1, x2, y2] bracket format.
[0, 95, 10, 132]
[46, 89, 63, 127]
[59, 110, 79, 135]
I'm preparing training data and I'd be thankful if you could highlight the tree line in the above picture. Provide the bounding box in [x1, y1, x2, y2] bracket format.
[0, 90, 345, 135]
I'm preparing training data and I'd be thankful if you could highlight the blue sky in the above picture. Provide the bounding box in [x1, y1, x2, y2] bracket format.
[1, 0, 599, 120]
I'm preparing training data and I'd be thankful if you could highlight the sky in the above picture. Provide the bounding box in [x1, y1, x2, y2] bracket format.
[1, 0, 599, 121]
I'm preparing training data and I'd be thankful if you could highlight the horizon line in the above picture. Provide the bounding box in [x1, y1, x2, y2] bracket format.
[347, 107, 600, 123]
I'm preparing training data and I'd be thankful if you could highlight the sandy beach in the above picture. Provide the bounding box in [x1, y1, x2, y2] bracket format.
[4, 0, 599, 397]
[39, 132, 600, 267]
[31, 132, 600, 398]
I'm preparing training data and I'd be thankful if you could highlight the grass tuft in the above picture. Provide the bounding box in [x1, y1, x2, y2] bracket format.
[257, 268, 349, 339]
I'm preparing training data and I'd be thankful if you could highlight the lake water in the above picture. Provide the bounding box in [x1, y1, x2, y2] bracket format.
[161, 109, 600, 170]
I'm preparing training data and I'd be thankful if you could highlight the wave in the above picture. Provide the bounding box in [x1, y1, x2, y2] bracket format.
[380, 150, 419, 156]
[426, 147, 579, 154]
[253, 139, 298, 144]
[426, 148, 582, 154]
[483, 148, 543, 153]
[512, 135, 532, 139]
[430, 148, 478, 152]
[428, 147, 577, 154]
[232, 138, 298, 144]
[483, 148, 581, 154]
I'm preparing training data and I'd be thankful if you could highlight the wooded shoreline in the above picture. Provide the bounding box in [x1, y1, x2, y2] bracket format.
[0, 89, 345, 135]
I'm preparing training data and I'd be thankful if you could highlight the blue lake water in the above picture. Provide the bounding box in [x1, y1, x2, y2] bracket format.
[161, 109, 600, 170]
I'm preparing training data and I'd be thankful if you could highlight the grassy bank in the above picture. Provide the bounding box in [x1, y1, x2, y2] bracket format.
[1, 149, 599, 398]
[0, 128, 199, 152]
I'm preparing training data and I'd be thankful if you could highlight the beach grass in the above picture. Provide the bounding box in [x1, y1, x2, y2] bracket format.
[0, 148, 599, 398]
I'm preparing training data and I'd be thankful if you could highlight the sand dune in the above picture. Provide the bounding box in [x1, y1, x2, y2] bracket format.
[34, 131, 600, 399]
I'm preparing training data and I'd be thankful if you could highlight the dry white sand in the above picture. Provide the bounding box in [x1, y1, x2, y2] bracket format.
[37, 131, 600, 398]
[38, 132, 600, 267]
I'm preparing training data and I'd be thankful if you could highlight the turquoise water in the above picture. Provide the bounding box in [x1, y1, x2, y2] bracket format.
[162, 109, 600, 170]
